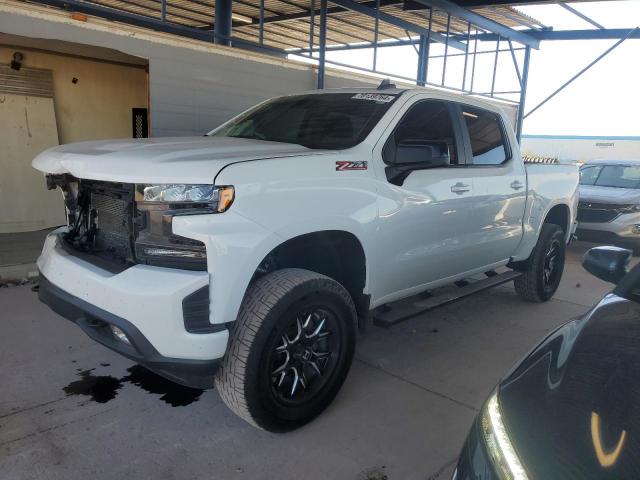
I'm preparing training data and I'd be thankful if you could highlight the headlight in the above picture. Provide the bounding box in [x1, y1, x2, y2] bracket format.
[135, 184, 234, 213]
[133, 184, 234, 271]
[619, 204, 640, 214]
[480, 392, 529, 480]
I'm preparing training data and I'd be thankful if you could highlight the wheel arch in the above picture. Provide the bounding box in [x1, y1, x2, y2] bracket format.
[511, 201, 573, 265]
[248, 230, 370, 316]
[543, 203, 571, 236]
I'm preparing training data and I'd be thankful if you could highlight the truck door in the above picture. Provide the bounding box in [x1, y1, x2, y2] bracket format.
[457, 104, 527, 269]
[372, 99, 476, 301]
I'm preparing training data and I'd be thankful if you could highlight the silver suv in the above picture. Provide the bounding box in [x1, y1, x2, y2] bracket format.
[578, 159, 640, 252]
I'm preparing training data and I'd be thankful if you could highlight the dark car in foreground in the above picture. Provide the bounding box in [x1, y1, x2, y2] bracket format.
[454, 245, 640, 480]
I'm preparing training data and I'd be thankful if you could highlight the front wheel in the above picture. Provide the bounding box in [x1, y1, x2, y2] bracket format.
[215, 268, 357, 432]
[514, 223, 566, 302]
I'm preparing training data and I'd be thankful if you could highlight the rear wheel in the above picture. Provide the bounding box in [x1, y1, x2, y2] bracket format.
[514, 223, 566, 302]
[215, 268, 356, 432]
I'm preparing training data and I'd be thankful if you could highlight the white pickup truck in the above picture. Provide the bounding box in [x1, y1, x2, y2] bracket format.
[33, 86, 578, 432]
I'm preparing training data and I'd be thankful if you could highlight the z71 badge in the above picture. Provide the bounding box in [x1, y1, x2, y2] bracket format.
[336, 161, 368, 171]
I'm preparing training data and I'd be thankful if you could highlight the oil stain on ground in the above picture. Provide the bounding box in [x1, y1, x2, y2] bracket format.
[63, 369, 123, 403]
[63, 365, 204, 407]
[123, 365, 203, 407]
[357, 466, 388, 480]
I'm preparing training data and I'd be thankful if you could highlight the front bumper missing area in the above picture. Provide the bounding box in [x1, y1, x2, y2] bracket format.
[38, 274, 222, 389]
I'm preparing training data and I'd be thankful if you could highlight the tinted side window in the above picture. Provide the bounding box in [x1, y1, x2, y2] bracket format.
[462, 106, 508, 165]
[579, 165, 602, 185]
[385, 100, 459, 165]
[595, 166, 640, 189]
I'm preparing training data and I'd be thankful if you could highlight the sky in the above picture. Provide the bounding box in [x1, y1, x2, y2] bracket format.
[300, 1, 640, 136]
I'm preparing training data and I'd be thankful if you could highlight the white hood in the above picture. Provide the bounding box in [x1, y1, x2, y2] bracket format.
[33, 136, 325, 184]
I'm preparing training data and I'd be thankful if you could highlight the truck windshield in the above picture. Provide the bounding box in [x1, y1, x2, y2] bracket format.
[580, 165, 640, 189]
[209, 93, 398, 149]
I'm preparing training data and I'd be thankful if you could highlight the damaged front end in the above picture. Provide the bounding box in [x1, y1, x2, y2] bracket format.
[47, 174, 80, 227]
[46, 174, 210, 272]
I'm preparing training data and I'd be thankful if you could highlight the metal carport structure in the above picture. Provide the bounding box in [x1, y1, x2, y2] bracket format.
[19, 0, 640, 140]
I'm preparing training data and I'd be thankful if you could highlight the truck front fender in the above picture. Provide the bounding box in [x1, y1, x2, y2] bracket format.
[173, 213, 371, 326]
[173, 211, 285, 326]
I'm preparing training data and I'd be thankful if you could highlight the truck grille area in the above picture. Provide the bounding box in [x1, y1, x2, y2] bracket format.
[577, 202, 627, 224]
[62, 181, 136, 271]
[91, 191, 134, 260]
[59, 178, 207, 272]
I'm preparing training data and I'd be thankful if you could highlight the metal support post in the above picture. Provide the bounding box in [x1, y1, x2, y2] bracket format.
[516, 46, 531, 142]
[317, 0, 327, 89]
[214, 0, 232, 45]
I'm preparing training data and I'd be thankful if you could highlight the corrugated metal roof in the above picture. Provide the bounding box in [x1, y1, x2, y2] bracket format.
[57, 0, 545, 50]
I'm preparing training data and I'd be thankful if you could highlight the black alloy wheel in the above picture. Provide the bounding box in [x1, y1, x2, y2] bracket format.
[514, 223, 566, 302]
[267, 308, 339, 406]
[543, 237, 562, 289]
[215, 268, 357, 432]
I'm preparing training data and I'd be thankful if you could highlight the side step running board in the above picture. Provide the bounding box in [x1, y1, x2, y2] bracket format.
[373, 270, 522, 327]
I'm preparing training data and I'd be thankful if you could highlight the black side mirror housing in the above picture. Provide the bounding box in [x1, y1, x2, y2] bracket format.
[384, 140, 450, 186]
[393, 139, 450, 167]
[582, 246, 632, 284]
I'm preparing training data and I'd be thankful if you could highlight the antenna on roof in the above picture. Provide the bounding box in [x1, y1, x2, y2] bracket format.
[377, 78, 395, 90]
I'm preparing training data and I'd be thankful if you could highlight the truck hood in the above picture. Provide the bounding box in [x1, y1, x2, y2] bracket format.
[579, 184, 640, 205]
[32, 136, 324, 184]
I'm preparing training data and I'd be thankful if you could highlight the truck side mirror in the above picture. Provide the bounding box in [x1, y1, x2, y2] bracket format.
[393, 139, 450, 167]
[384, 139, 450, 186]
[582, 246, 632, 284]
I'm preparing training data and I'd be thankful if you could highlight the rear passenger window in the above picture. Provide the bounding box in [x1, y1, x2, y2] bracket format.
[462, 106, 509, 165]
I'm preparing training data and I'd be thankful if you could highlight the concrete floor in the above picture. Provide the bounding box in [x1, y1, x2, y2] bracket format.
[0, 242, 615, 480]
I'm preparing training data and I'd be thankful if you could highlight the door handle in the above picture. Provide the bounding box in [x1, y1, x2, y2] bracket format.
[450, 182, 470, 194]
[510, 180, 524, 190]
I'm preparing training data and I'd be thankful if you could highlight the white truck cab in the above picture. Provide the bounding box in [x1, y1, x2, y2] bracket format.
[33, 85, 578, 431]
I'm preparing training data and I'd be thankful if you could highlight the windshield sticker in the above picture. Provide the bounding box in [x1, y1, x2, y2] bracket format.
[351, 93, 395, 103]
[336, 161, 368, 171]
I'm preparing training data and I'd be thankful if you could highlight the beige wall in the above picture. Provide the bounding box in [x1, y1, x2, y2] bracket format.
[0, 94, 66, 232]
[0, 46, 148, 143]
[0, 46, 148, 232]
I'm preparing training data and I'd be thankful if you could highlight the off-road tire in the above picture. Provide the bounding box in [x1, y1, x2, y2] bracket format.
[215, 268, 357, 432]
[514, 223, 566, 302]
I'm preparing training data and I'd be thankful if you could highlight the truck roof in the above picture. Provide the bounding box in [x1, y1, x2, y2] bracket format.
[299, 87, 407, 95]
[296, 86, 515, 112]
